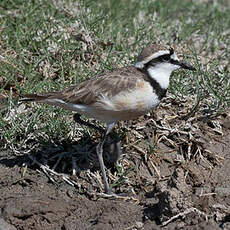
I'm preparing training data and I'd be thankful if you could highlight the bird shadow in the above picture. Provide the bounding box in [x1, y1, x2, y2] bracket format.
[0, 131, 122, 177]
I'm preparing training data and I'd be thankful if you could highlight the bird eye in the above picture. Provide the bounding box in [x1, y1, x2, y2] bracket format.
[161, 55, 170, 62]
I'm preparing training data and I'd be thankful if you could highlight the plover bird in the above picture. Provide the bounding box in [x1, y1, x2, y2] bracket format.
[21, 43, 196, 194]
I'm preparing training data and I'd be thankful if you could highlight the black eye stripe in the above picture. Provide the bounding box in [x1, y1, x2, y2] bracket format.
[170, 59, 180, 65]
[147, 53, 172, 66]
[159, 54, 171, 61]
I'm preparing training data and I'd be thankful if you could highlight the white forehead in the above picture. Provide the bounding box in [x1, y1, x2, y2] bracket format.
[142, 50, 170, 63]
[135, 50, 170, 69]
[171, 53, 179, 61]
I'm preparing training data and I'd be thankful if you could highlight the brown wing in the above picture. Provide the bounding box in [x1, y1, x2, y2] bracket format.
[56, 66, 146, 105]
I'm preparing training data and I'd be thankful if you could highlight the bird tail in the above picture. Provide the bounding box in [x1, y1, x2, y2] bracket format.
[20, 93, 76, 112]
[20, 94, 51, 102]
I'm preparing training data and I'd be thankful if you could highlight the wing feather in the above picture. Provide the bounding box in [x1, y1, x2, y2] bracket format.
[57, 66, 146, 105]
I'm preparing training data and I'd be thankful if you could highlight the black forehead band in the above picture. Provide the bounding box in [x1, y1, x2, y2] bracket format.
[154, 54, 171, 62]
[169, 47, 174, 55]
[145, 49, 174, 66]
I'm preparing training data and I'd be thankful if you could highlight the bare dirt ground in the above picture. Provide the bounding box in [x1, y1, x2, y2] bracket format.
[1, 98, 230, 230]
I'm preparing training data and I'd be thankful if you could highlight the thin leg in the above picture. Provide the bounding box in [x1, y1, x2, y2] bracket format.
[96, 122, 116, 194]
[74, 114, 119, 194]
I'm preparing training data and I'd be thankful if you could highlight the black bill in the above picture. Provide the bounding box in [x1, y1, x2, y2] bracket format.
[179, 61, 196, 71]
[170, 59, 196, 71]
